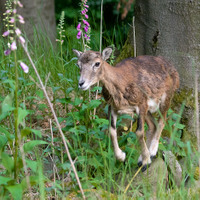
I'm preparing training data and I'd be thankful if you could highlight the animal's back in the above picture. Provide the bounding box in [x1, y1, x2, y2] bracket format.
[115, 55, 179, 93]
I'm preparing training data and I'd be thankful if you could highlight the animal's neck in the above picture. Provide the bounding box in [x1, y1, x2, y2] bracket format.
[100, 63, 125, 108]
[100, 63, 120, 91]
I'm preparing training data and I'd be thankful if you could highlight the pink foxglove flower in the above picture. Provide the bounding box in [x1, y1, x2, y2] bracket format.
[20, 62, 29, 73]
[6, 9, 11, 14]
[11, 41, 17, 51]
[83, 19, 89, 26]
[4, 49, 11, 56]
[15, 28, 21, 36]
[18, 15, 24, 20]
[77, 23, 81, 30]
[18, 15, 25, 24]
[19, 36, 25, 44]
[77, 31, 82, 39]
[18, 1, 23, 8]
[19, 19, 25, 24]
[13, 9, 17, 14]
[85, 14, 88, 19]
[84, 26, 88, 33]
[84, 4, 89, 8]
[10, 17, 15, 23]
[2, 30, 10, 37]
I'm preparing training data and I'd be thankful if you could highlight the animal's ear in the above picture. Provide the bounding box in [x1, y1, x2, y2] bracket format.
[102, 47, 113, 61]
[72, 49, 83, 58]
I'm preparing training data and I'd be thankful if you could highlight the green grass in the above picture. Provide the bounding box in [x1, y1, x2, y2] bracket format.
[0, 22, 200, 200]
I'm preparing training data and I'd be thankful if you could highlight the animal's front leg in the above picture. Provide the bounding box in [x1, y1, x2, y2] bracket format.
[108, 106, 126, 162]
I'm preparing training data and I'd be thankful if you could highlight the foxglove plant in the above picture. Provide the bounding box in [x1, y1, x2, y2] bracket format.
[76, 0, 91, 50]
[2, 0, 29, 73]
[2, 1, 32, 197]
[2, 1, 85, 198]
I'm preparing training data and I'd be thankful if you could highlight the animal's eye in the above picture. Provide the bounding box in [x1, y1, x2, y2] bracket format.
[94, 62, 100, 68]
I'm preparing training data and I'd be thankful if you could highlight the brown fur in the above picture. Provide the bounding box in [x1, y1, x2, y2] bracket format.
[101, 56, 179, 110]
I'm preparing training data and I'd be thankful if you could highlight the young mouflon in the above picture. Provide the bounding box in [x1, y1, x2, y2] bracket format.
[73, 47, 179, 171]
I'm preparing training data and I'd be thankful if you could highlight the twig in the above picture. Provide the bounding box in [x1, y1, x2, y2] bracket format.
[130, 16, 137, 130]
[124, 165, 143, 194]
[21, 43, 86, 200]
[133, 16, 136, 57]
[195, 72, 200, 178]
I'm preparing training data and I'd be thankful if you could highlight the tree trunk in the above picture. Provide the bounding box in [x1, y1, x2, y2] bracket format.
[134, 0, 200, 89]
[0, 0, 56, 44]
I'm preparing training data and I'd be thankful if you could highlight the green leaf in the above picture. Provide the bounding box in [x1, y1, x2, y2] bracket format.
[2, 79, 15, 91]
[88, 100, 101, 109]
[17, 107, 29, 126]
[1, 152, 14, 173]
[0, 126, 14, 141]
[36, 90, 44, 99]
[21, 175, 39, 189]
[91, 86, 102, 92]
[26, 159, 38, 173]
[0, 176, 12, 185]
[24, 140, 48, 153]
[6, 184, 22, 200]
[0, 92, 15, 121]
[74, 97, 83, 106]
[30, 129, 42, 138]
[21, 128, 42, 138]
[174, 123, 185, 129]
[88, 157, 103, 168]
[0, 135, 8, 150]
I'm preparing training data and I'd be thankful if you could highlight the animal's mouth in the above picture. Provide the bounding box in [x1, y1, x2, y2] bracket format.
[79, 83, 90, 90]
[79, 80, 97, 91]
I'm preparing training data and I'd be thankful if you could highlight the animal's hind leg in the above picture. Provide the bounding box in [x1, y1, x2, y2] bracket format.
[149, 97, 171, 158]
[136, 108, 151, 168]
[108, 106, 126, 162]
[145, 112, 156, 150]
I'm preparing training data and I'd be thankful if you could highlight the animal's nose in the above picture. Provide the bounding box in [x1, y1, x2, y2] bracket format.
[79, 80, 85, 87]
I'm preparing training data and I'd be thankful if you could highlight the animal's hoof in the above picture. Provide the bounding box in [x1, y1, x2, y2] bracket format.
[116, 151, 126, 162]
[150, 155, 157, 161]
[141, 163, 151, 172]
[138, 161, 142, 167]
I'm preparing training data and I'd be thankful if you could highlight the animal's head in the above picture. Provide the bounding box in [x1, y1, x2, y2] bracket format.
[73, 47, 113, 90]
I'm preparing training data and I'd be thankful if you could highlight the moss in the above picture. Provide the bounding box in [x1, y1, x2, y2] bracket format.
[114, 32, 135, 64]
[172, 86, 200, 150]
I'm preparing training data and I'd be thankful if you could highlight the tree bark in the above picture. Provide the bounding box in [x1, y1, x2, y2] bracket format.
[0, 0, 56, 44]
[134, 0, 200, 89]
